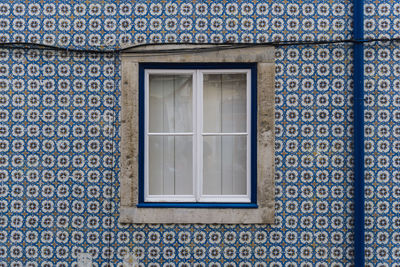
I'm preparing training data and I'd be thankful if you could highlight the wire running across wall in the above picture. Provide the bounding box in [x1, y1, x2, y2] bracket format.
[1, 37, 400, 55]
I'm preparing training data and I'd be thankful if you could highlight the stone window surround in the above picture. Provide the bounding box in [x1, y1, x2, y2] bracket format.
[120, 45, 275, 224]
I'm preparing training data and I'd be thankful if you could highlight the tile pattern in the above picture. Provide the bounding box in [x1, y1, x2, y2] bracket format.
[0, 0, 394, 266]
[363, 43, 400, 266]
[0, 1, 352, 48]
[363, 2, 400, 266]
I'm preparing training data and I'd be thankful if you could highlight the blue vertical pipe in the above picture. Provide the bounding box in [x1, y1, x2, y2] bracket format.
[353, 0, 365, 265]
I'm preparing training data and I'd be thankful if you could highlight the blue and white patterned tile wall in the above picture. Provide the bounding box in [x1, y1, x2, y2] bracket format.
[363, 42, 400, 266]
[363, 1, 400, 266]
[0, 0, 396, 266]
[0, 1, 352, 47]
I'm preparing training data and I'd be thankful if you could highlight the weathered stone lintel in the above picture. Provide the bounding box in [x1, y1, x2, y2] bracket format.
[121, 45, 275, 63]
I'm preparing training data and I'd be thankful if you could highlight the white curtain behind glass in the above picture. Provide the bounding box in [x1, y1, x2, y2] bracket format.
[149, 75, 192, 133]
[148, 74, 193, 195]
[202, 74, 247, 195]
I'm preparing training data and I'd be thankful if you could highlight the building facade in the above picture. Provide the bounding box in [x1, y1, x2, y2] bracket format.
[0, 0, 397, 266]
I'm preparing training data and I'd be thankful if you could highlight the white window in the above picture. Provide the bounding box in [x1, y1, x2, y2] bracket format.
[120, 45, 275, 224]
[145, 69, 251, 203]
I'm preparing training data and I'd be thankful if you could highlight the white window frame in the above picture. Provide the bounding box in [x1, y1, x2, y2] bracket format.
[144, 69, 252, 203]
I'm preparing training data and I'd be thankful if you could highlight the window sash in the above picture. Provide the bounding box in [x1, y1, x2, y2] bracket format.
[144, 69, 251, 203]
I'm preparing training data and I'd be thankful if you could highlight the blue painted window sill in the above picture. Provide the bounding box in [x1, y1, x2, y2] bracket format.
[137, 203, 259, 208]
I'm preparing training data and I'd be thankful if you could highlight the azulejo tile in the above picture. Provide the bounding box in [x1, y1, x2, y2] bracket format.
[0, 0, 396, 266]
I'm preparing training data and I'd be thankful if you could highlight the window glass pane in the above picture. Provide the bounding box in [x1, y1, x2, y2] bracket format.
[203, 136, 247, 195]
[203, 74, 247, 133]
[149, 74, 193, 133]
[148, 136, 193, 195]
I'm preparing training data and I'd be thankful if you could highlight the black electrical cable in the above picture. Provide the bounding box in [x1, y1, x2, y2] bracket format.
[0, 37, 400, 55]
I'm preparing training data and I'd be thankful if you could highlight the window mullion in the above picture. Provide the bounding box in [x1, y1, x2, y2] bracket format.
[196, 70, 203, 202]
[193, 70, 197, 202]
